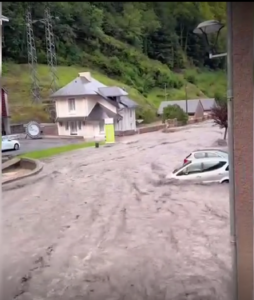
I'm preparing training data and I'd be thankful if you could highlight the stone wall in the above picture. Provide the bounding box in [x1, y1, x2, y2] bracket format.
[41, 123, 59, 136]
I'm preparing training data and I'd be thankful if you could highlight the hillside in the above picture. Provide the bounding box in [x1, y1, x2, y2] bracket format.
[2, 2, 227, 123]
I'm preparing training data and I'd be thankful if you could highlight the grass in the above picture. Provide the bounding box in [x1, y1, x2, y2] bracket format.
[19, 141, 104, 159]
[3, 63, 226, 123]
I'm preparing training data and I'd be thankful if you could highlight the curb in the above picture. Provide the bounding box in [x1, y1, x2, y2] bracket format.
[161, 121, 211, 133]
[2, 157, 44, 187]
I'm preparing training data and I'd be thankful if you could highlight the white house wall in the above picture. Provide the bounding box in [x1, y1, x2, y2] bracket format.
[87, 95, 117, 115]
[57, 120, 100, 139]
[55, 97, 88, 118]
[115, 108, 136, 132]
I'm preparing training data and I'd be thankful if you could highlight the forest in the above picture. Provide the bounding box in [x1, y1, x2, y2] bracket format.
[2, 2, 227, 123]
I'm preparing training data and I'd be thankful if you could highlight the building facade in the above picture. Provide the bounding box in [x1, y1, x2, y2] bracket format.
[230, 2, 253, 300]
[52, 72, 138, 138]
[1, 88, 11, 135]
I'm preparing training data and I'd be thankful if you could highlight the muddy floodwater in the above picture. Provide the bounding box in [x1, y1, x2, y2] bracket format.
[3, 121, 231, 300]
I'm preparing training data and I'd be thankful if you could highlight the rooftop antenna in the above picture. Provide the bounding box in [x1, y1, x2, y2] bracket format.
[26, 8, 41, 103]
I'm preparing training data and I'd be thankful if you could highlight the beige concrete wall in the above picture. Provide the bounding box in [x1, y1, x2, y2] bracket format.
[87, 95, 117, 115]
[55, 97, 88, 118]
[194, 100, 204, 119]
[232, 2, 253, 299]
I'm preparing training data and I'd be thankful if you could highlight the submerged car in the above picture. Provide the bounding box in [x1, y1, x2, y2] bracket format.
[183, 149, 228, 164]
[167, 157, 229, 184]
[1, 136, 20, 151]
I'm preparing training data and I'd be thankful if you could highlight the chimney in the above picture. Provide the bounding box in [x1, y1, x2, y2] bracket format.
[79, 72, 91, 82]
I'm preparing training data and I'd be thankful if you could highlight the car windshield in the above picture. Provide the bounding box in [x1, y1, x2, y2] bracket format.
[173, 161, 191, 174]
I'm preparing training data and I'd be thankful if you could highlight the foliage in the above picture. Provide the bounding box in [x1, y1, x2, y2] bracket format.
[162, 104, 188, 125]
[210, 102, 228, 139]
[214, 91, 227, 105]
[2, 2, 227, 123]
[3, 2, 226, 79]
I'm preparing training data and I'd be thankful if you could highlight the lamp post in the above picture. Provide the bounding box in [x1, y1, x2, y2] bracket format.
[194, 6, 237, 300]
[193, 20, 227, 59]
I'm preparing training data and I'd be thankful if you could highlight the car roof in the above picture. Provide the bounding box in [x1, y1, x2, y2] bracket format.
[193, 148, 228, 153]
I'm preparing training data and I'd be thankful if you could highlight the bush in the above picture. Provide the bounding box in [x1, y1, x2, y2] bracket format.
[184, 70, 197, 84]
[136, 107, 156, 124]
[162, 104, 188, 125]
[214, 91, 227, 105]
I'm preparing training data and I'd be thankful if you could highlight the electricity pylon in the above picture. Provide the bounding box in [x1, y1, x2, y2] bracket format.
[44, 7, 58, 94]
[44, 6, 58, 121]
[26, 9, 41, 103]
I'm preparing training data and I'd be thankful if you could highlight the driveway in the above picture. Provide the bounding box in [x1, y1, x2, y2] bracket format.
[3, 137, 83, 156]
[3, 121, 231, 300]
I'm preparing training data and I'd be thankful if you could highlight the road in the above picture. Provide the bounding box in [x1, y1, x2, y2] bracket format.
[3, 121, 231, 300]
[3, 137, 83, 156]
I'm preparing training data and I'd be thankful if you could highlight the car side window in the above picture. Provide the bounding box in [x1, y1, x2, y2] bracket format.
[194, 152, 206, 159]
[177, 162, 202, 176]
[207, 152, 219, 158]
[202, 161, 227, 172]
[226, 165, 229, 171]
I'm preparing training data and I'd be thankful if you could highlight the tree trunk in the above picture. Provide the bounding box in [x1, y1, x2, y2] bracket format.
[223, 126, 228, 140]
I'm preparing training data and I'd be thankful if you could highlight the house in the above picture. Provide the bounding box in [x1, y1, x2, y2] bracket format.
[50, 72, 138, 137]
[157, 99, 204, 118]
[1, 88, 11, 135]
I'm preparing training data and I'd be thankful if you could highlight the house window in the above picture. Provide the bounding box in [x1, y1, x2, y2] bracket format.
[70, 121, 78, 135]
[78, 121, 82, 130]
[68, 98, 75, 112]
[99, 120, 104, 133]
[65, 122, 69, 130]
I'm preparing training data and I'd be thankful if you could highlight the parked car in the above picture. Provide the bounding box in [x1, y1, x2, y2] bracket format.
[167, 157, 229, 184]
[1, 136, 20, 151]
[183, 149, 228, 164]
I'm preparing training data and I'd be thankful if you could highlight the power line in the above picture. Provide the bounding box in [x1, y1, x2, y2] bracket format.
[44, 6, 58, 122]
[26, 8, 41, 103]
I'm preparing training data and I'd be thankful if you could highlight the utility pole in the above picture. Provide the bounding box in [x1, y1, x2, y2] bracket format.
[185, 83, 188, 113]
[164, 84, 168, 101]
[26, 9, 40, 103]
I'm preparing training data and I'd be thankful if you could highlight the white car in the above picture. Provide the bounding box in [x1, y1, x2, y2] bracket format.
[1, 136, 20, 151]
[183, 148, 228, 164]
[167, 157, 229, 184]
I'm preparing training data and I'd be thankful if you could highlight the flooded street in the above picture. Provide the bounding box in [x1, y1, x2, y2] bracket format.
[3, 121, 231, 300]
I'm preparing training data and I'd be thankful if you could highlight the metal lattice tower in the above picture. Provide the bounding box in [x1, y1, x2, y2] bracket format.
[44, 7, 58, 94]
[26, 9, 41, 103]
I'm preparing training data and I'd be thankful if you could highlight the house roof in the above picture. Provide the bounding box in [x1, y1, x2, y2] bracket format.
[120, 96, 139, 108]
[51, 76, 106, 98]
[98, 86, 128, 97]
[157, 99, 203, 115]
[51, 72, 138, 109]
[199, 98, 215, 110]
[86, 103, 121, 121]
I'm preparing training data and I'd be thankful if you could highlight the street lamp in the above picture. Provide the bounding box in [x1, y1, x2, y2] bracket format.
[194, 7, 237, 300]
[193, 20, 227, 59]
